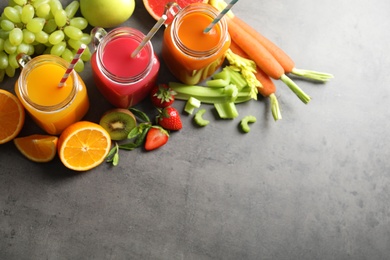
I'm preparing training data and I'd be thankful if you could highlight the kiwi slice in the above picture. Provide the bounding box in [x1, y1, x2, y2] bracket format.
[99, 108, 137, 141]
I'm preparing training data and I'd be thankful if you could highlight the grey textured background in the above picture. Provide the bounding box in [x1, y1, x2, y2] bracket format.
[1, 0, 390, 259]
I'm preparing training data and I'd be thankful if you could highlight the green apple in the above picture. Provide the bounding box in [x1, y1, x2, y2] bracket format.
[80, 0, 135, 28]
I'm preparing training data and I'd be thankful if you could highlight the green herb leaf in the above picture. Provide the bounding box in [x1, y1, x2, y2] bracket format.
[130, 107, 151, 123]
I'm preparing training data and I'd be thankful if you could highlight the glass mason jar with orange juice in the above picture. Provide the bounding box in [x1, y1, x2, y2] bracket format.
[15, 54, 89, 135]
[162, 3, 231, 85]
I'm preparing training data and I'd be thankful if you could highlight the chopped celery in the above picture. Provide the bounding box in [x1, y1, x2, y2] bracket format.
[213, 69, 231, 82]
[194, 109, 210, 126]
[225, 50, 259, 98]
[223, 66, 248, 90]
[214, 102, 239, 119]
[240, 115, 257, 133]
[184, 97, 201, 114]
[169, 82, 253, 104]
[206, 78, 230, 88]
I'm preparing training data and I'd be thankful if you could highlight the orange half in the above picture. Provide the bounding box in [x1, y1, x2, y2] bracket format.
[57, 121, 111, 171]
[14, 134, 58, 163]
[0, 89, 25, 144]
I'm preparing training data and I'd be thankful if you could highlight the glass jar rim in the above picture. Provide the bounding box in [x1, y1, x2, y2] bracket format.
[18, 55, 78, 112]
[171, 3, 229, 58]
[96, 27, 155, 84]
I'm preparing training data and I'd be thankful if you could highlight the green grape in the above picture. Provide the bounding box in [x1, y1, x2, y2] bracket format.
[64, 26, 82, 40]
[4, 39, 17, 54]
[0, 20, 15, 32]
[26, 18, 45, 33]
[61, 48, 73, 62]
[34, 43, 46, 55]
[5, 65, 15, 77]
[54, 9, 67, 28]
[69, 17, 88, 30]
[22, 29, 35, 44]
[43, 46, 51, 54]
[14, 0, 28, 6]
[13, 6, 23, 17]
[67, 38, 82, 50]
[0, 38, 4, 52]
[0, 29, 10, 39]
[17, 42, 31, 54]
[0, 69, 5, 82]
[74, 58, 84, 73]
[26, 44, 34, 56]
[50, 41, 66, 56]
[0, 51, 9, 69]
[80, 33, 91, 45]
[36, 3, 51, 19]
[48, 30, 64, 45]
[65, 1, 80, 19]
[49, 0, 63, 16]
[8, 53, 19, 69]
[4, 7, 21, 24]
[34, 30, 49, 44]
[21, 4, 35, 24]
[43, 19, 57, 34]
[81, 46, 91, 62]
[31, 0, 50, 8]
[9, 28, 23, 46]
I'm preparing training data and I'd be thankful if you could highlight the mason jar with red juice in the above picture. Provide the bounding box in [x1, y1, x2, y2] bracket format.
[91, 27, 160, 108]
[162, 3, 231, 85]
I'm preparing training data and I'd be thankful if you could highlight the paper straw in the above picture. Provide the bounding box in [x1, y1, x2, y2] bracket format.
[204, 0, 239, 33]
[131, 14, 167, 58]
[58, 44, 86, 88]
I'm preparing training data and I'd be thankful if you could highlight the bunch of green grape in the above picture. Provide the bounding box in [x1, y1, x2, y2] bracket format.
[0, 0, 92, 82]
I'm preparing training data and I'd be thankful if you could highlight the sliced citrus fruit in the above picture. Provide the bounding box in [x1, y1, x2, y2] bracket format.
[0, 89, 25, 144]
[14, 135, 58, 163]
[57, 121, 111, 171]
[143, 0, 208, 21]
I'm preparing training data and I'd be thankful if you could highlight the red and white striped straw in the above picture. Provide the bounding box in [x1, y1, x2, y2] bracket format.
[58, 44, 86, 88]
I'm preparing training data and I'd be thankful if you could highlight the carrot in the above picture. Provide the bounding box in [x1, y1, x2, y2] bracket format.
[230, 40, 282, 121]
[230, 15, 333, 82]
[227, 18, 311, 104]
[232, 16, 294, 72]
[227, 18, 283, 80]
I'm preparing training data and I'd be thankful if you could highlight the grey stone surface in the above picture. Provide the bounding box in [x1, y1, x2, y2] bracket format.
[1, 0, 390, 259]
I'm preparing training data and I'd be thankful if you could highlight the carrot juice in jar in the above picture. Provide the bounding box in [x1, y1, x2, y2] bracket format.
[15, 55, 89, 135]
[162, 3, 231, 85]
[91, 27, 160, 108]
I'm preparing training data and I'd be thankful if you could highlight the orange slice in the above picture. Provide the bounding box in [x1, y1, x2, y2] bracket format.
[57, 121, 111, 171]
[14, 134, 58, 163]
[143, 0, 208, 21]
[0, 89, 25, 144]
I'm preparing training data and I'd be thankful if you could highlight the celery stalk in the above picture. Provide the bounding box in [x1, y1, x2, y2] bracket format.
[169, 82, 253, 104]
[214, 102, 239, 119]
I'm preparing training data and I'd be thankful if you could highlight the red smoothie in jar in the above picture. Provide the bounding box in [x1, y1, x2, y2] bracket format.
[91, 27, 160, 108]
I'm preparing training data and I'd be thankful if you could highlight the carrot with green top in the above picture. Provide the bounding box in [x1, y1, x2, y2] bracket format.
[209, 0, 333, 82]
[227, 18, 311, 104]
[231, 16, 333, 82]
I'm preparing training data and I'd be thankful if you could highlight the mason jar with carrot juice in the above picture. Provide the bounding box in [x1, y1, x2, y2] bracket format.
[15, 54, 89, 135]
[162, 3, 231, 85]
[90, 27, 160, 108]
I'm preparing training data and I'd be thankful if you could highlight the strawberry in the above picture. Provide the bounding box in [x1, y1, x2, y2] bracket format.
[157, 106, 183, 131]
[144, 126, 169, 151]
[150, 84, 176, 108]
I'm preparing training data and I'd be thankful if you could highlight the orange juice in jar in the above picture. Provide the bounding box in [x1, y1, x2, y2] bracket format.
[15, 55, 89, 135]
[162, 3, 231, 85]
